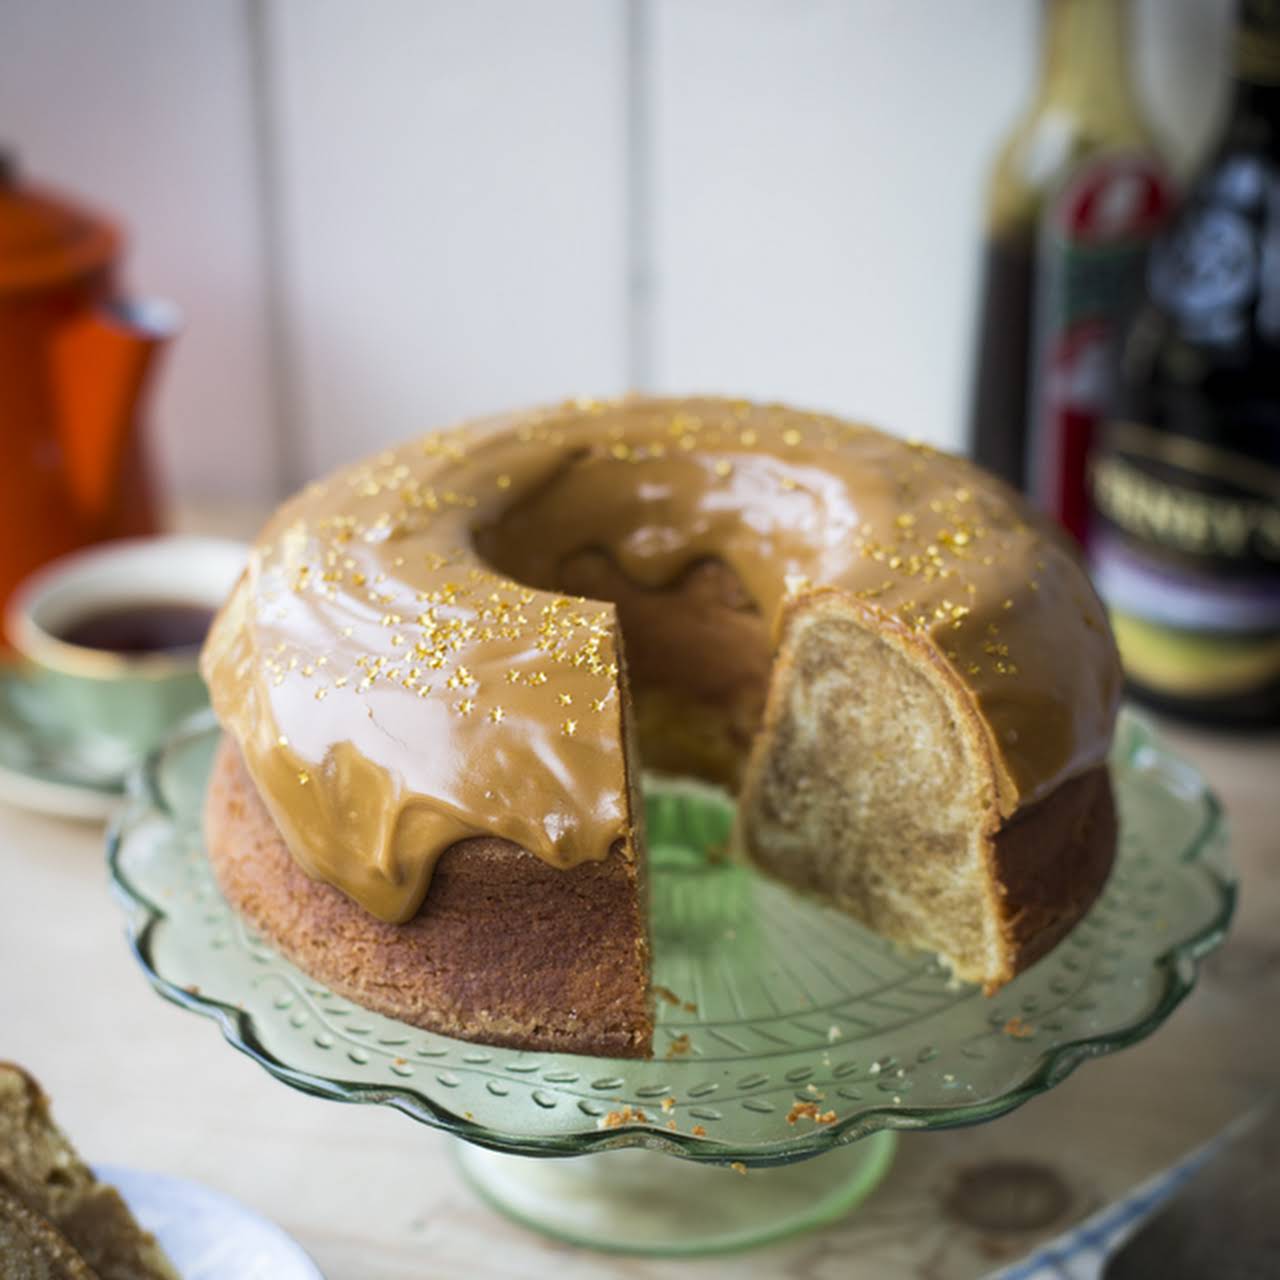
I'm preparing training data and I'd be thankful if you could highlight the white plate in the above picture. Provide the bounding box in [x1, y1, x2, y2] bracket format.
[94, 1164, 324, 1280]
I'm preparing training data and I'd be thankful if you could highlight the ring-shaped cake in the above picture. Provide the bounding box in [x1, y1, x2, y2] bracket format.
[201, 396, 1120, 1058]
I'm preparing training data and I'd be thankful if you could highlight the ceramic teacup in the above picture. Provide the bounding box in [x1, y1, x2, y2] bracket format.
[6, 536, 246, 759]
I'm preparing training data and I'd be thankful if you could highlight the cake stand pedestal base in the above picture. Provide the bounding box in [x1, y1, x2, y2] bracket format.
[453, 1132, 897, 1256]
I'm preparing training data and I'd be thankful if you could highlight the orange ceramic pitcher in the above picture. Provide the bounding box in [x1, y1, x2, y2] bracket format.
[0, 150, 176, 628]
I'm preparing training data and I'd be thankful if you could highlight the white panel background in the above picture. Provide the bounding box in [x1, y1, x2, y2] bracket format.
[0, 0, 1237, 499]
[266, 0, 631, 483]
[0, 0, 279, 502]
[647, 0, 1233, 450]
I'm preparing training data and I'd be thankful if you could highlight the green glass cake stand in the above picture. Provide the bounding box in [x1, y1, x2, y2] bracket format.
[107, 709, 1233, 1256]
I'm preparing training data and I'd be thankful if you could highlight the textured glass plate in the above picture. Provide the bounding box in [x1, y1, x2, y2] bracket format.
[108, 709, 1233, 1166]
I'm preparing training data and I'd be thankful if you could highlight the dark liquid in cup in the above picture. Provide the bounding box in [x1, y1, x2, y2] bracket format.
[57, 602, 214, 655]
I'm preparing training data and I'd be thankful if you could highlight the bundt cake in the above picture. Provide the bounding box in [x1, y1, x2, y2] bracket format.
[201, 396, 1121, 1058]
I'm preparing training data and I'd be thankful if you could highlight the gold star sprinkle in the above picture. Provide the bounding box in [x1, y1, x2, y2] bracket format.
[562, 719, 578, 737]
[489, 707, 505, 723]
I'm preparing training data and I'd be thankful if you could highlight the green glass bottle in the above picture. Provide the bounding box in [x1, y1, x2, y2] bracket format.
[969, 0, 1171, 541]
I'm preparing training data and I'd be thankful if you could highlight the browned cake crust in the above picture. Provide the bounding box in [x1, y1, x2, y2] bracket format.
[205, 737, 653, 1058]
[984, 764, 1117, 982]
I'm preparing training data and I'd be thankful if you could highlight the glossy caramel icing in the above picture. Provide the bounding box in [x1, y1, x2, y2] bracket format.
[201, 396, 1121, 923]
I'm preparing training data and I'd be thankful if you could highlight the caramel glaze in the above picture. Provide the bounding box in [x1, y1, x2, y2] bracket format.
[201, 397, 1122, 924]
[549, 552, 772, 788]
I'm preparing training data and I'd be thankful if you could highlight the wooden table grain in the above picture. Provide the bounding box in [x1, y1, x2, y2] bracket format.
[4, 514, 1277, 1278]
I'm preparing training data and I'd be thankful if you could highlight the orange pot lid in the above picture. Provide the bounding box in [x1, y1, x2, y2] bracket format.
[0, 150, 118, 294]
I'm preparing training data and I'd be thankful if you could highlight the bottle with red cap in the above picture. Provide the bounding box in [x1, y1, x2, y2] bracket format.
[968, 0, 1173, 541]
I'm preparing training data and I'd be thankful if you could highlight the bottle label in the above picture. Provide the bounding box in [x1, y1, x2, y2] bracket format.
[1028, 152, 1172, 541]
[1090, 419, 1280, 698]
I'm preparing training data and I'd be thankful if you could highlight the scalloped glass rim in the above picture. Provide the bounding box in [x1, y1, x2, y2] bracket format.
[107, 708, 1234, 1166]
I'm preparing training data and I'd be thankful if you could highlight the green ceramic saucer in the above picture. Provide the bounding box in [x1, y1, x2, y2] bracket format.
[0, 664, 133, 820]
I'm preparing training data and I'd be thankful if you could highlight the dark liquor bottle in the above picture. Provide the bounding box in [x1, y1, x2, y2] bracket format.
[968, 0, 1171, 540]
[1089, 0, 1280, 726]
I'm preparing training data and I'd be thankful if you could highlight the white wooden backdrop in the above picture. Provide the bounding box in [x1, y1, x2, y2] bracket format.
[0, 0, 1233, 503]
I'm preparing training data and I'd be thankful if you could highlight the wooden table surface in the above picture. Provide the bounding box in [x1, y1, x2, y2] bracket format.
[4, 516, 1278, 1278]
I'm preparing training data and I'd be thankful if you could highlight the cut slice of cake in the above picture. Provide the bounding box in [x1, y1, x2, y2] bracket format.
[0, 1064, 178, 1280]
[0, 1184, 98, 1280]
